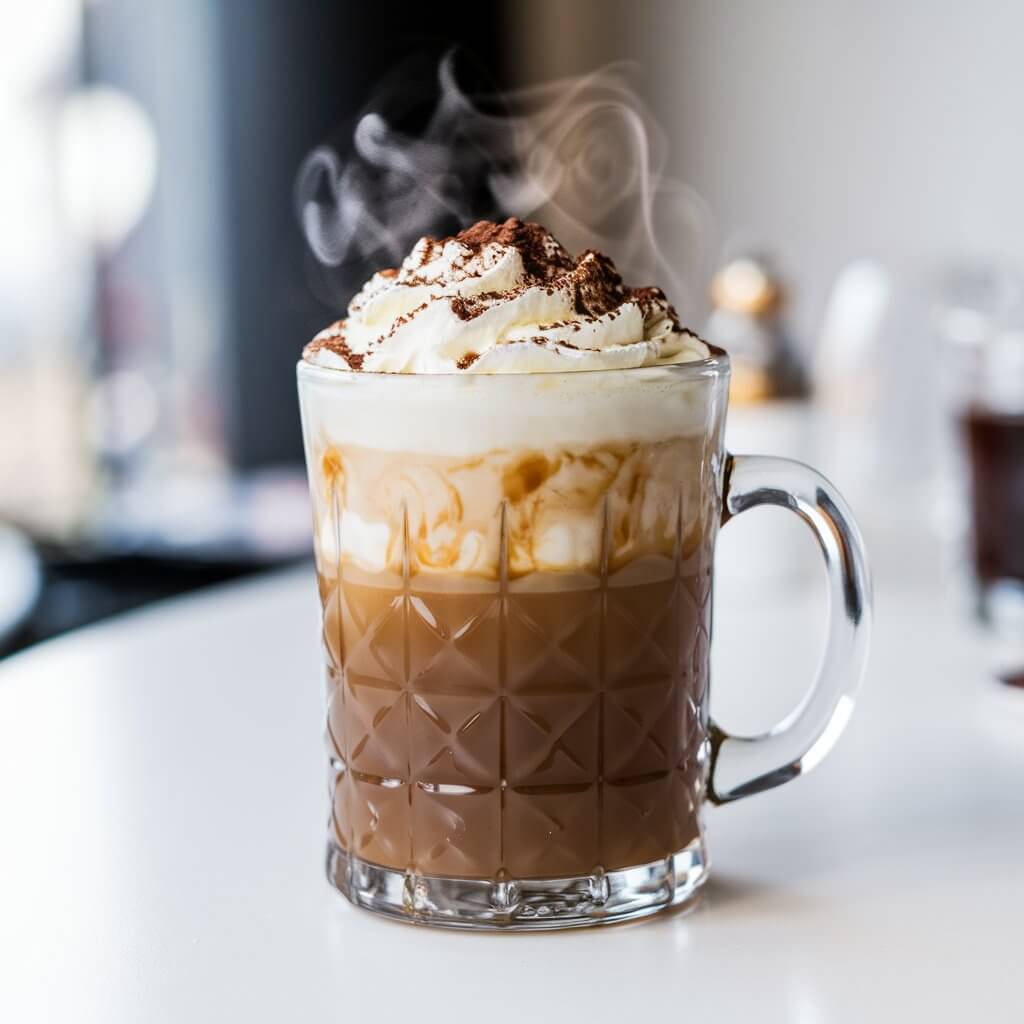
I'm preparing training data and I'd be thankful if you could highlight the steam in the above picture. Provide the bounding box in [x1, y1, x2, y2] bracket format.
[296, 56, 711, 311]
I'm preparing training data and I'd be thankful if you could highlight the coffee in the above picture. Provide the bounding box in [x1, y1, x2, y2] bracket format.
[963, 408, 1024, 588]
[298, 219, 871, 927]
[299, 218, 725, 919]
[308, 417, 719, 880]
[320, 547, 710, 880]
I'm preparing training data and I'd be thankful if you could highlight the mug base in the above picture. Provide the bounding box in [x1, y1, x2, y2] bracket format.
[326, 839, 708, 931]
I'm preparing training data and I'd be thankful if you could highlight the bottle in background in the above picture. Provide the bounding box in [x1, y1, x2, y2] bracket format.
[934, 262, 1024, 638]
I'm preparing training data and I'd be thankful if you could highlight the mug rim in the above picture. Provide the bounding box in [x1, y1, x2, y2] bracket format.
[296, 344, 730, 384]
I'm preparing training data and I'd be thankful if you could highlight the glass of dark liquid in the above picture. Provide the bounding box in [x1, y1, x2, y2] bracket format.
[956, 330, 1024, 633]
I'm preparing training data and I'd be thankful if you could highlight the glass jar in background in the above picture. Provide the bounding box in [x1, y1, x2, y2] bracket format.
[936, 264, 1024, 639]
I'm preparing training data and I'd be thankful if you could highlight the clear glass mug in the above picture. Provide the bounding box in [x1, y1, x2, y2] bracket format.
[297, 350, 871, 930]
[948, 334, 1024, 635]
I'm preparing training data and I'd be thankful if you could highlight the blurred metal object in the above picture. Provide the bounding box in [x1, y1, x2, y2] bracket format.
[0, 525, 42, 652]
[711, 254, 816, 585]
[707, 254, 807, 405]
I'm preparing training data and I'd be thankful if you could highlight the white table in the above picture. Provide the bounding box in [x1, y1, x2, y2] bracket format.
[2, 530, 1022, 1023]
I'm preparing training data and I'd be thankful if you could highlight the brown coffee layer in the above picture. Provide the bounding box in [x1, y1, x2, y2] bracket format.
[318, 553, 711, 880]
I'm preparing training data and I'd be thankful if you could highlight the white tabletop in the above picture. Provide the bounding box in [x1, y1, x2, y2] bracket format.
[2, 528, 1022, 1023]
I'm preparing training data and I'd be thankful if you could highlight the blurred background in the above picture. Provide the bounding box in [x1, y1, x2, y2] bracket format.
[2, 0, 1022, 657]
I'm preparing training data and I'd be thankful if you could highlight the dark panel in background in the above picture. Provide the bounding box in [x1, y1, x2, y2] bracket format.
[1, 2, 510, 657]
[214, 2, 507, 470]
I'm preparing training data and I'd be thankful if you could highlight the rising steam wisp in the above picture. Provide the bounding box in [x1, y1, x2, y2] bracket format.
[296, 56, 712, 311]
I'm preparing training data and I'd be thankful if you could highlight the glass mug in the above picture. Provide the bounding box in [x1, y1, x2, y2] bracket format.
[932, 263, 1024, 647]
[952, 332, 1024, 634]
[298, 350, 871, 930]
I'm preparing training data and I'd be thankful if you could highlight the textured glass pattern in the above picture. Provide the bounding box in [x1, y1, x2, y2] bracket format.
[299, 360, 870, 928]
[320, 495, 712, 882]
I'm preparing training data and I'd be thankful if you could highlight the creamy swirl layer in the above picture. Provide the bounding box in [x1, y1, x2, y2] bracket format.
[309, 437, 715, 579]
[302, 219, 708, 374]
[298, 362, 725, 576]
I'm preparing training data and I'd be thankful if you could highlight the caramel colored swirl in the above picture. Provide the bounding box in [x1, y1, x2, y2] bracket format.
[303, 218, 708, 374]
[312, 437, 711, 579]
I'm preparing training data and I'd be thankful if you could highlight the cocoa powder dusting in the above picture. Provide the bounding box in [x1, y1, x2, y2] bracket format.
[384, 302, 429, 339]
[456, 218, 574, 282]
[304, 324, 366, 370]
[630, 285, 681, 331]
[572, 250, 626, 317]
[303, 218, 699, 371]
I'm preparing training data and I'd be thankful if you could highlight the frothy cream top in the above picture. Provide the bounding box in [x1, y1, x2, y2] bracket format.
[303, 218, 708, 373]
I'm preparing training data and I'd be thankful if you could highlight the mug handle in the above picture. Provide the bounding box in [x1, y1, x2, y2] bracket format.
[707, 453, 872, 804]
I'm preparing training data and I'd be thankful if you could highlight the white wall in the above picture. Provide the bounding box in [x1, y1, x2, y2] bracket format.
[512, 0, 1023, 328]
[509, 0, 1024, 495]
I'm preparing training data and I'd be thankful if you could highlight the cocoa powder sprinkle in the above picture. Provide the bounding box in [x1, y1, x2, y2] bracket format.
[302, 218, 698, 372]
[304, 328, 365, 370]
[454, 217, 574, 282]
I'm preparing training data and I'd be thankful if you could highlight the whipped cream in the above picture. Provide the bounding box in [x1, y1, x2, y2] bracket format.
[303, 219, 708, 373]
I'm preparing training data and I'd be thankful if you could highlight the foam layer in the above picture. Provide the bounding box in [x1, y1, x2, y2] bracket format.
[298, 361, 722, 456]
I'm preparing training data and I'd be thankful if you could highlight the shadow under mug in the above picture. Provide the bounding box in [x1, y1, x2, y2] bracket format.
[298, 352, 871, 930]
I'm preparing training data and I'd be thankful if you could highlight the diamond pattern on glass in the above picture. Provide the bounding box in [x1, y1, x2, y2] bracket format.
[504, 587, 601, 694]
[349, 775, 410, 867]
[505, 691, 600, 785]
[504, 784, 599, 878]
[605, 576, 676, 683]
[338, 579, 405, 687]
[330, 762, 351, 852]
[344, 681, 408, 778]
[603, 678, 678, 778]
[409, 693, 501, 786]
[411, 786, 501, 876]
[407, 591, 501, 696]
[321, 508, 715, 879]
[602, 773, 695, 868]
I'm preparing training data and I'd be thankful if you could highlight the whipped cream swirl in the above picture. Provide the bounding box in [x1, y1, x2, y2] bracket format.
[303, 219, 708, 373]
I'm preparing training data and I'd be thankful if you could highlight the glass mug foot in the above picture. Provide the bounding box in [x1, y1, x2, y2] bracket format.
[327, 840, 709, 930]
